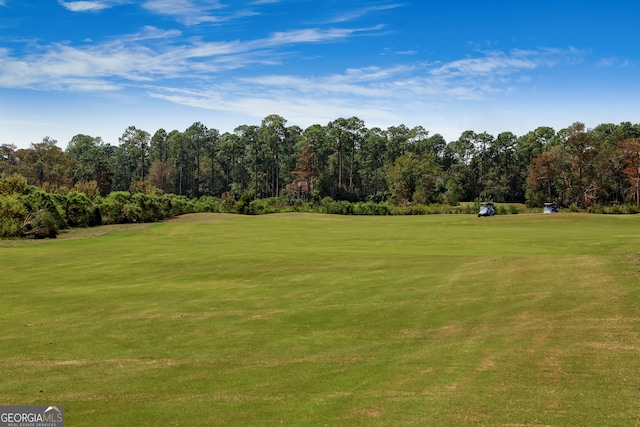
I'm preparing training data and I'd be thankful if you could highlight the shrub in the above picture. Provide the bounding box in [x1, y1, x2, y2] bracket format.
[192, 196, 225, 213]
[248, 199, 268, 215]
[624, 204, 639, 214]
[0, 194, 28, 238]
[608, 205, 623, 215]
[21, 190, 67, 233]
[352, 202, 390, 215]
[121, 203, 142, 223]
[235, 191, 253, 215]
[98, 198, 118, 224]
[164, 194, 191, 217]
[64, 192, 96, 227]
[132, 193, 163, 222]
[404, 204, 430, 215]
[326, 200, 352, 215]
[0, 174, 28, 196]
[21, 209, 59, 239]
[587, 204, 604, 214]
[98, 192, 131, 224]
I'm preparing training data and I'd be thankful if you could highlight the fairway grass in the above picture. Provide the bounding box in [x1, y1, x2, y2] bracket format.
[1, 213, 639, 426]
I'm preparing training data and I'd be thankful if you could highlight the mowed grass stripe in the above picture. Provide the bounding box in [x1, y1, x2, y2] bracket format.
[1, 213, 639, 426]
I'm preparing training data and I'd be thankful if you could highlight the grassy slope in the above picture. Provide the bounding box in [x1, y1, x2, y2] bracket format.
[1, 213, 639, 426]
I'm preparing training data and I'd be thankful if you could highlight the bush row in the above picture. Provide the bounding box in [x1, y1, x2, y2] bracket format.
[1, 175, 529, 239]
[586, 204, 640, 214]
[0, 176, 232, 239]
[5, 174, 636, 240]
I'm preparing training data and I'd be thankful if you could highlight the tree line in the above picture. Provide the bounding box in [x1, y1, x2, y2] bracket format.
[1, 115, 640, 209]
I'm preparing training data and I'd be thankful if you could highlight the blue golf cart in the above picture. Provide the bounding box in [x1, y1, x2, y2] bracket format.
[478, 202, 496, 217]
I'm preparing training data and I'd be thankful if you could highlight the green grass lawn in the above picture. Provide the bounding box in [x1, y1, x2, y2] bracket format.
[1, 213, 639, 426]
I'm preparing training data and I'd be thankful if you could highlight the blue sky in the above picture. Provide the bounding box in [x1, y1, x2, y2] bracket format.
[1, 0, 639, 149]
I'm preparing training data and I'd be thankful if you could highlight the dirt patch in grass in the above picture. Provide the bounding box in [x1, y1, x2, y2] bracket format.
[475, 356, 495, 372]
[347, 405, 383, 418]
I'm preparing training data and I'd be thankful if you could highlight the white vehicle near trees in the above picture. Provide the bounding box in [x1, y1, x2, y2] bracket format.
[478, 202, 495, 217]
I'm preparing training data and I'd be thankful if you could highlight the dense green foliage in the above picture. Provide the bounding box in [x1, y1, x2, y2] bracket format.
[2, 118, 640, 209]
[0, 175, 196, 238]
[3, 173, 518, 239]
[1, 214, 639, 425]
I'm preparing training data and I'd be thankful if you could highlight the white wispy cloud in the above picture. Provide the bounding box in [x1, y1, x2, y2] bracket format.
[147, 85, 398, 127]
[117, 25, 183, 42]
[0, 22, 381, 91]
[432, 53, 532, 76]
[58, 0, 125, 12]
[58, 0, 251, 23]
[256, 26, 381, 47]
[328, 3, 403, 24]
[598, 57, 617, 67]
[0, 34, 583, 104]
[596, 57, 630, 68]
[142, 0, 223, 14]
[141, 0, 257, 25]
[431, 48, 584, 77]
[141, 46, 585, 131]
[234, 48, 584, 105]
